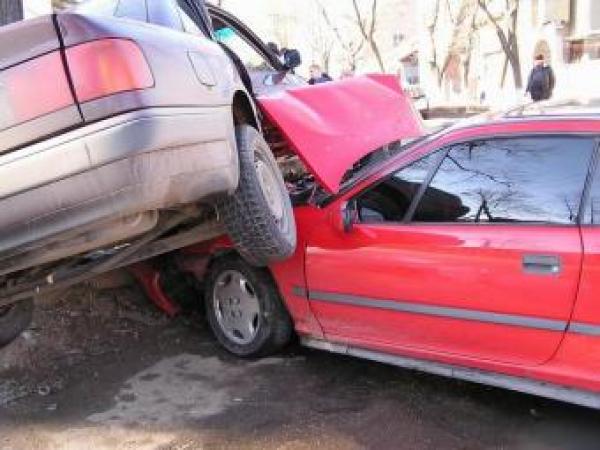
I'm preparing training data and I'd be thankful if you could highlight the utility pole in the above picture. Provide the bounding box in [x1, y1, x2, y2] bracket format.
[0, 0, 23, 26]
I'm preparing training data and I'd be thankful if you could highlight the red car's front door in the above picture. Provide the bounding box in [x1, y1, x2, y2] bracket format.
[305, 136, 595, 366]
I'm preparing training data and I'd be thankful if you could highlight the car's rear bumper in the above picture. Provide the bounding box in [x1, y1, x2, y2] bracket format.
[0, 106, 238, 256]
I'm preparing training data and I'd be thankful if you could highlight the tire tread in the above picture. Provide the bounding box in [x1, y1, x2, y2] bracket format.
[218, 125, 296, 267]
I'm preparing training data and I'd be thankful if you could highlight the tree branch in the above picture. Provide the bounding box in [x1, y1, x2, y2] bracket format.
[317, 1, 365, 69]
[352, 0, 368, 40]
[477, 0, 510, 50]
[351, 0, 385, 72]
[369, 0, 377, 38]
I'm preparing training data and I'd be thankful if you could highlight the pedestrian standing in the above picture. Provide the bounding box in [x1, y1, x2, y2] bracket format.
[525, 54, 556, 102]
[308, 64, 333, 85]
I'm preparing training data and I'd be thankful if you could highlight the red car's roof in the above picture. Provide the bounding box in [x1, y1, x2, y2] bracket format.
[257, 74, 425, 193]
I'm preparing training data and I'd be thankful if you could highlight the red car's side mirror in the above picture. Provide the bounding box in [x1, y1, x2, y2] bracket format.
[332, 201, 358, 233]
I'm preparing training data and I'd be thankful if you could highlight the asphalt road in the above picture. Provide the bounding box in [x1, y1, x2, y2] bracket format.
[1, 287, 600, 450]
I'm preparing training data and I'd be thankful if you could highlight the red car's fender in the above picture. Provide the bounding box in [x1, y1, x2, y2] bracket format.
[178, 206, 328, 338]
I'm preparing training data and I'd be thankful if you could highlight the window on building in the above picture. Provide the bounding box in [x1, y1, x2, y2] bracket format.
[564, 37, 600, 63]
[564, 39, 585, 63]
[532, 0, 539, 26]
[592, 0, 600, 31]
[586, 37, 600, 60]
[544, 0, 571, 24]
[411, 137, 594, 224]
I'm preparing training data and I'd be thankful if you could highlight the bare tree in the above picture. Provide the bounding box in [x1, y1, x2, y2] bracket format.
[317, 1, 365, 71]
[308, 12, 335, 73]
[477, 0, 523, 88]
[0, 0, 23, 26]
[427, 0, 446, 86]
[463, 5, 479, 87]
[351, 0, 385, 72]
[441, 0, 479, 89]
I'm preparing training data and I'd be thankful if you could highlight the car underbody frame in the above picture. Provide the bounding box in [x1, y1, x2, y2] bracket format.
[0, 209, 223, 310]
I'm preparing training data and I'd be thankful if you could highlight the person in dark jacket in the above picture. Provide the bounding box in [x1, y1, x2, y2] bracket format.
[308, 64, 333, 85]
[526, 54, 556, 101]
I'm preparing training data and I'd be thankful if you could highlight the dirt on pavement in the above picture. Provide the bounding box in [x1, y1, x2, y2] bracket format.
[1, 276, 600, 450]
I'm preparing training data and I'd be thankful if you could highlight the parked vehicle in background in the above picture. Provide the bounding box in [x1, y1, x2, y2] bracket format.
[404, 84, 430, 118]
[164, 98, 600, 409]
[0, 0, 305, 347]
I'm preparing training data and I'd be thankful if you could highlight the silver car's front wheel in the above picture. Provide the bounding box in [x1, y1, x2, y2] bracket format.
[217, 125, 296, 267]
[204, 256, 293, 358]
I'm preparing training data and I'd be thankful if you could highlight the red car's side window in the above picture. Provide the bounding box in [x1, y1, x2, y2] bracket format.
[411, 137, 595, 225]
[355, 150, 443, 224]
[355, 136, 596, 226]
[583, 140, 600, 225]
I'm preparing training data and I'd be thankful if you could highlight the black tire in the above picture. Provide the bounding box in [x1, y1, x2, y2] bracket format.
[204, 255, 292, 358]
[0, 299, 33, 348]
[218, 125, 296, 267]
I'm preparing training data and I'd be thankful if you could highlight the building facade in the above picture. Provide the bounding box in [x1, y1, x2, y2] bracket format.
[221, 0, 419, 80]
[419, 0, 600, 108]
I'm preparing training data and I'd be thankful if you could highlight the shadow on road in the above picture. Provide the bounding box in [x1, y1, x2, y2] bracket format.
[1, 285, 599, 450]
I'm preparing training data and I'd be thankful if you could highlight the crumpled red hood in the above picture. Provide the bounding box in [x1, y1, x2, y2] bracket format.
[257, 74, 425, 193]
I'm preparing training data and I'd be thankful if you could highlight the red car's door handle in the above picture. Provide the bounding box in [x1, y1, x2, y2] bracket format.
[522, 255, 562, 275]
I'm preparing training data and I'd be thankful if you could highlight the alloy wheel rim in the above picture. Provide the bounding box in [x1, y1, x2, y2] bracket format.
[213, 270, 261, 345]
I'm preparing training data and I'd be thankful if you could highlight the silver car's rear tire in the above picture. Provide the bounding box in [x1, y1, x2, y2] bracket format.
[218, 125, 296, 267]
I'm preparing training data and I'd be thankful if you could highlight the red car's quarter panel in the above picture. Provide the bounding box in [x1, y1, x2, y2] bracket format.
[569, 227, 600, 335]
[540, 226, 600, 390]
[305, 223, 582, 365]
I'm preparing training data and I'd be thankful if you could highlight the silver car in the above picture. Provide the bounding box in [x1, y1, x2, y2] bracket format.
[0, 0, 300, 346]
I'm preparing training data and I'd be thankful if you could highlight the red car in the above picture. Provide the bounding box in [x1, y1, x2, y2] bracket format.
[160, 94, 600, 409]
